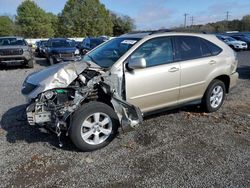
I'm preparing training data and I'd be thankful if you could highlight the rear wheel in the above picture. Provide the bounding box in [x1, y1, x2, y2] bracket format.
[202, 79, 226, 113]
[70, 102, 119, 151]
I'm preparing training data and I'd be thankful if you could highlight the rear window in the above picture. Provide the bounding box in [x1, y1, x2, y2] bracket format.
[202, 39, 222, 55]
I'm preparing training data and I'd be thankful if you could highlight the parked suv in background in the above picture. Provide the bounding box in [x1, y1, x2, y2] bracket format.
[22, 31, 238, 151]
[216, 35, 247, 51]
[231, 35, 250, 50]
[35, 40, 47, 57]
[45, 38, 81, 65]
[78, 37, 107, 55]
[0, 37, 34, 68]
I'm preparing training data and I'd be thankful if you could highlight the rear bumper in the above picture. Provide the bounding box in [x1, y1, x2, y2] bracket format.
[229, 72, 239, 91]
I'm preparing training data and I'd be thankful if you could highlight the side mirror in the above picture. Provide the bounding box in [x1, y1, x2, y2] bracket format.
[128, 57, 147, 70]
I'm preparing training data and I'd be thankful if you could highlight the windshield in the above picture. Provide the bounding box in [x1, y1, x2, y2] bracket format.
[0, 38, 26, 46]
[225, 37, 236, 42]
[40, 41, 47, 46]
[50, 39, 74, 48]
[90, 39, 104, 48]
[83, 37, 140, 68]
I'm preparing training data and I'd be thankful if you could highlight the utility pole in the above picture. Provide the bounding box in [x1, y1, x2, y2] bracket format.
[184, 13, 189, 28]
[190, 16, 194, 26]
[226, 11, 230, 21]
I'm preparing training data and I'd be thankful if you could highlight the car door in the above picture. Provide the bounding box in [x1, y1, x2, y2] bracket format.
[174, 36, 221, 103]
[125, 37, 180, 113]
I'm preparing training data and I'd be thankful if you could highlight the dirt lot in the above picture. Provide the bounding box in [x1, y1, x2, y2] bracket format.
[0, 52, 249, 188]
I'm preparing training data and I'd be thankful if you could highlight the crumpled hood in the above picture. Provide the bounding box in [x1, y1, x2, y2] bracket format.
[25, 61, 89, 98]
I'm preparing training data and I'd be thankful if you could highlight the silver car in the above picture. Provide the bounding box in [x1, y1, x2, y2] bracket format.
[22, 31, 238, 151]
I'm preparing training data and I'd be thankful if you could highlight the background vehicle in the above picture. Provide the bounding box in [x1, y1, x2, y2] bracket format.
[35, 40, 47, 57]
[0, 37, 34, 68]
[45, 38, 81, 65]
[78, 37, 107, 55]
[216, 35, 247, 51]
[22, 31, 238, 151]
[230, 35, 250, 50]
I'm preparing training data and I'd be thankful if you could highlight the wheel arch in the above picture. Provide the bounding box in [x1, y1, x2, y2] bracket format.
[213, 75, 230, 93]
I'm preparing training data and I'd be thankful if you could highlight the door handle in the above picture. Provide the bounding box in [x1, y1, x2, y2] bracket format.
[168, 67, 179, 72]
[209, 60, 217, 65]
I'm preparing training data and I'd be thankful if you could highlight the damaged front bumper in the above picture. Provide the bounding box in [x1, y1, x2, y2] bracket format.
[26, 102, 51, 126]
[23, 62, 144, 147]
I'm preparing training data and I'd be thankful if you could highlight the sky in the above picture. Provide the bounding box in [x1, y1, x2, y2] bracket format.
[0, 0, 250, 30]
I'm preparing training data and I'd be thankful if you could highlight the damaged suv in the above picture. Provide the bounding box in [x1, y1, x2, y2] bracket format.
[22, 31, 238, 151]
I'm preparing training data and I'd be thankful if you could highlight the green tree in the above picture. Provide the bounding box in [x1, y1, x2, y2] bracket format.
[58, 0, 113, 37]
[47, 12, 59, 37]
[111, 13, 135, 36]
[16, 0, 54, 38]
[0, 16, 14, 36]
[242, 15, 250, 31]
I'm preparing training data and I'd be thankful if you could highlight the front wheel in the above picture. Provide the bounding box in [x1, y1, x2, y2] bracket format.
[49, 57, 55, 65]
[26, 59, 34, 68]
[202, 79, 226, 113]
[70, 102, 119, 152]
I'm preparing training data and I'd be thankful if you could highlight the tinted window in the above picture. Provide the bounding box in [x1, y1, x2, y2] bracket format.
[200, 39, 212, 57]
[175, 36, 202, 61]
[131, 37, 173, 67]
[203, 39, 222, 55]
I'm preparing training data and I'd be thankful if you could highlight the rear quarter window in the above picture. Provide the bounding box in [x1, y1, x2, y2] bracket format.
[202, 39, 222, 55]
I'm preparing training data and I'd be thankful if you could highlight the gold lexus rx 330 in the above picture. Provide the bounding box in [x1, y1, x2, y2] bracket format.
[22, 31, 238, 151]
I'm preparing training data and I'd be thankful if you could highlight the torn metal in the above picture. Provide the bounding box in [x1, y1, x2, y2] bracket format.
[23, 60, 143, 145]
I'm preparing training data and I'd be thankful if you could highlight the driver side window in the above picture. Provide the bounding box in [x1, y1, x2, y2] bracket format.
[131, 37, 173, 67]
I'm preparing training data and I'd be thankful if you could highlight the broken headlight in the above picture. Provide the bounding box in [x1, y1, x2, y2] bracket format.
[44, 91, 55, 100]
[22, 82, 37, 95]
[75, 49, 80, 55]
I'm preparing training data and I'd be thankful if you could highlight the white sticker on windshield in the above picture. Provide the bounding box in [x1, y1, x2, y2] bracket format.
[121, 40, 137, 45]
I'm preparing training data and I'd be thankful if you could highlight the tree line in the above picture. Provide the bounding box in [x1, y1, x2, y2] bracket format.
[0, 0, 135, 38]
[174, 15, 250, 33]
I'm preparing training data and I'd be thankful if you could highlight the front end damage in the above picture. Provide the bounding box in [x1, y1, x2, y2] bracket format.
[22, 61, 143, 146]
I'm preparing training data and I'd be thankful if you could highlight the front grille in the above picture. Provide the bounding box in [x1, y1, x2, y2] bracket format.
[0, 48, 23, 56]
[59, 53, 74, 58]
[242, 43, 246, 46]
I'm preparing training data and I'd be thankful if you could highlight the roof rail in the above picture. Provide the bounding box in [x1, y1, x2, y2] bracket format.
[126, 29, 173, 35]
[149, 29, 173, 35]
[126, 30, 153, 34]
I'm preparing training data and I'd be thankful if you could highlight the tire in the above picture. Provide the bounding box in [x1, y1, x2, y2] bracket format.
[26, 59, 34, 68]
[202, 79, 226, 113]
[49, 57, 55, 65]
[70, 101, 119, 152]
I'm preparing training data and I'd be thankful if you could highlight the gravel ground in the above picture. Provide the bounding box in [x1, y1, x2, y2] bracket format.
[0, 52, 249, 188]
